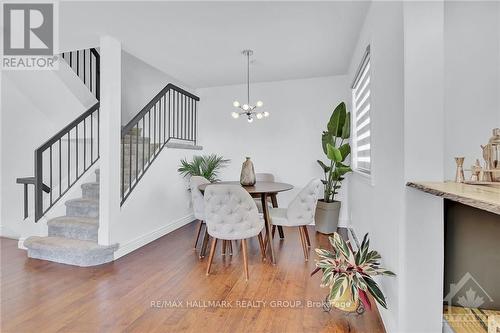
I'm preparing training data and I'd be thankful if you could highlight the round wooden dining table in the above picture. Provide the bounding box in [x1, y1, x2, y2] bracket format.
[198, 181, 293, 264]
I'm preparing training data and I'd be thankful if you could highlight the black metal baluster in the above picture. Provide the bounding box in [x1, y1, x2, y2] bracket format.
[83, 49, 86, 86]
[163, 95, 167, 144]
[136, 124, 139, 181]
[59, 139, 62, 197]
[148, 110, 151, 161]
[76, 50, 79, 76]
[142, 117, 145, 172]
[189, 98, 192, 141]
[70, 52, 72, 68]
[121, 140, 125, 199]
[194, 101, 197, 144]
[91, 114, 95, 163]
[68, 132, 70, 187]
[97, 108, 100, 157]
[176, 92, 179, 138]
[159, 100, 162, 146]
[184, 95, 187, 140]
[49, 145, 53, 204]
[75, 125, 79, 179]
[129, 132, 132, 189]
[90, 54, 93, 95]
[83, 118, 86, 170]
[153, 104, 156, 156]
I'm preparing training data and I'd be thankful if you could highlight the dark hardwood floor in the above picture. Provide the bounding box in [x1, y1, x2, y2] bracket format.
[0, 223, 385, 332]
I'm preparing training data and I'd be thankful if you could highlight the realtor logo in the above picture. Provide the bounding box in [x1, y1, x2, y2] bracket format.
[2, 2, 58, 70]
[4, 3, 53, 55]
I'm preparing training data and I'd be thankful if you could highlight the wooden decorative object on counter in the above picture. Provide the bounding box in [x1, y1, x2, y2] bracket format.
[455, 157, 465, 183]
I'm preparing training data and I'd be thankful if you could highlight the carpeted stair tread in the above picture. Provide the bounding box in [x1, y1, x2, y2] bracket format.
[24, 236, 118, 267]
[47, 216, 98, 229]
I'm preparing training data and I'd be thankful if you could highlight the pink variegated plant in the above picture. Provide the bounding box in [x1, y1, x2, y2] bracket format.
[311, 232, 395, 311]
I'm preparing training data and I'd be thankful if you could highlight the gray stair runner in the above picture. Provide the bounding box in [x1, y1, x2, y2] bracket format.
[24, 169, 118, 266]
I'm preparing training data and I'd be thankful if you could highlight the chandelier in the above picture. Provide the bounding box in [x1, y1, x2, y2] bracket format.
[231, 50, 269, 123]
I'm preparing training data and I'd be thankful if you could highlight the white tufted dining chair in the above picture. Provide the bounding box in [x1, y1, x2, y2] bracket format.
[189, 176, 210, 250]
[268, 178, 322, 261]
[204, 185, 265, 280]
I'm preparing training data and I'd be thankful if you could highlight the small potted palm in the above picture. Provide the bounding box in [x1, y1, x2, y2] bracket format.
[312, 233, 395, 314]
[316, 102, 352, 234]
[178, 154, 230, 183]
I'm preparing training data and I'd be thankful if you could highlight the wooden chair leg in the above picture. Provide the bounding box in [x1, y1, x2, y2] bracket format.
[302, 225, 311, 247]
[228, 241, 233, 255]
[298, 227, 308, 261]
[272, 225, 276, 239]
[206, 238, 218, 275]
[257, 232, 266, 260]
[222, 240, 227, 255]
[194, 220, 203, 249]
[242, 239, 249, 281]
[277, 226, 285, 239]
[199, 229, 210, 259]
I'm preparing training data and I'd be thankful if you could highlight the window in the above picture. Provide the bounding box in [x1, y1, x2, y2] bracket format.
[351, 45, 371, 175]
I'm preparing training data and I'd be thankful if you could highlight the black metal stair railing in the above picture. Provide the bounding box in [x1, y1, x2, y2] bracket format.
[17, 103, 100, 221]
[120, 83, 200, 205]
[17, 47, 101, 222]
[61, 48, 100, 100]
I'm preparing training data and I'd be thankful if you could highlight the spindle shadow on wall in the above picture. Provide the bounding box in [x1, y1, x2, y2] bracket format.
[120, 83, 199, 205]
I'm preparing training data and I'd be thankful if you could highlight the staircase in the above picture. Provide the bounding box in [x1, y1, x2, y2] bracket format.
[24, 169, 118, 266]
[17, 48, 200, 267]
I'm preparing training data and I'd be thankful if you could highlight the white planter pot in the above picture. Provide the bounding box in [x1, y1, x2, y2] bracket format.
[315, 200, 341, 235]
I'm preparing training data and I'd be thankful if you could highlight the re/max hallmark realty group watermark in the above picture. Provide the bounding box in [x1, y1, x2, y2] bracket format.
[2, 1, 59, 70]
[150, 299, 329, 309]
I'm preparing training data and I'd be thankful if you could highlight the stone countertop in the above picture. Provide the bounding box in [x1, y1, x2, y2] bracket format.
[406, 181, 500, 215]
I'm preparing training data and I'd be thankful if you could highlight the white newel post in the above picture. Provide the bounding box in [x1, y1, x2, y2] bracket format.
[98, 36, 122, 246]
[401, 2, 445, 332]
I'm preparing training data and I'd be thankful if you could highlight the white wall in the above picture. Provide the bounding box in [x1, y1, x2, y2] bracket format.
[197, 76, 350, 223]
[1, 74, 58, 238]
[402, 2, 445, 332]
[121, 51, 192, 125]
[444, 1, 500, 180]
[345, 2, 405, 332]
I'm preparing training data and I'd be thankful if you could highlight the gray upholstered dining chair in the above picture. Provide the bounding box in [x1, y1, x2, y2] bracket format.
[189, 176, 210, 251]
[204, 185, 265, 280]
[268, 178, 322, 261]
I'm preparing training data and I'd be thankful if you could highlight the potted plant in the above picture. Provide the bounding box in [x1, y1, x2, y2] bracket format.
[315, 102, 352, 234]
[312, 233, 395, 314]
[178, 154, 230, 183]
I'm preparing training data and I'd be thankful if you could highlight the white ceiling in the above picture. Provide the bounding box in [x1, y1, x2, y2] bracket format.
[60, 1, 370, 88]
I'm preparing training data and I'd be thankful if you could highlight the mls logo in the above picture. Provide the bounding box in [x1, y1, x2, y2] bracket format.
[3, 3, 53, 55]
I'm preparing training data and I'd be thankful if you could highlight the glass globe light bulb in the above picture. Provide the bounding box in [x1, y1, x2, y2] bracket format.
[256, 113, 263, 119]
[233, 101, 240, 108]
[247, 117, 254, 123]
[231, 112, 240, 119]
[256, 101, 264, 107]
[263, 111, 270, 117]
[242, 104, 249, 111]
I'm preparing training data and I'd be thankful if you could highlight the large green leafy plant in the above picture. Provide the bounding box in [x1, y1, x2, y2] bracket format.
[178, 154, 230, 183]
[318, 102, 352, 203]
[312, 233, 395, 311]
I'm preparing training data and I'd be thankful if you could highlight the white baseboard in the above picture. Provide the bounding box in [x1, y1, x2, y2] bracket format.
[113, 214, 195, 260]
